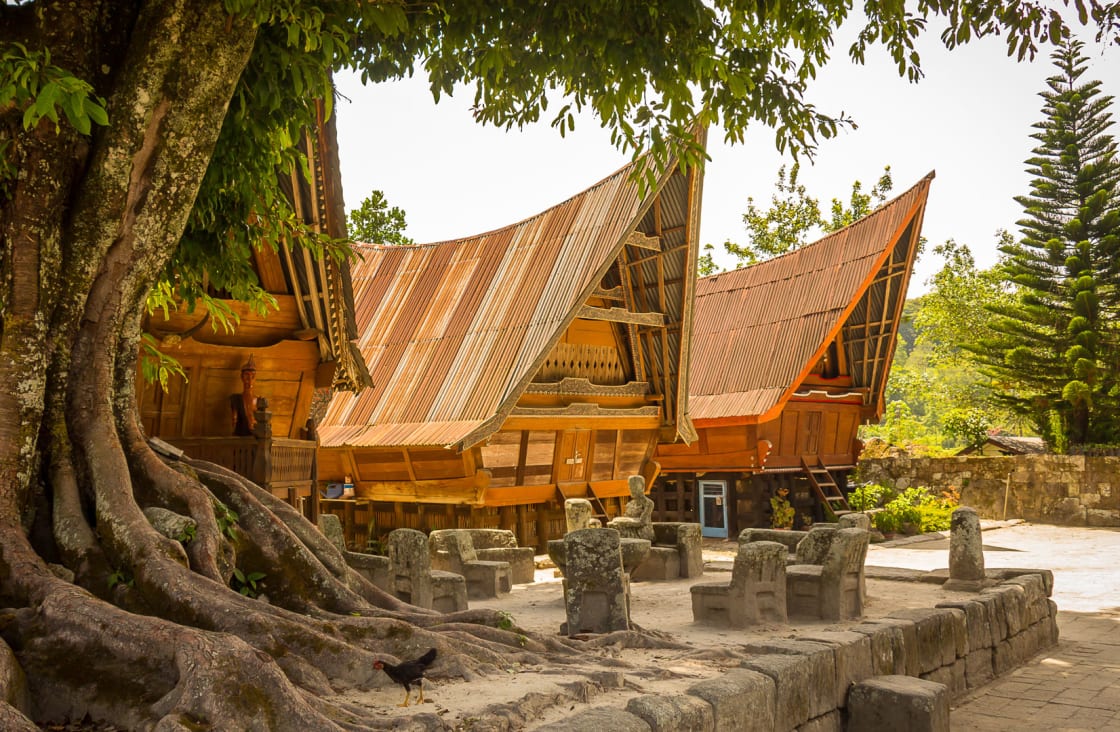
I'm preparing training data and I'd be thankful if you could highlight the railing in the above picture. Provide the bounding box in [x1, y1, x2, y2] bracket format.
[166, 399, 317, 516]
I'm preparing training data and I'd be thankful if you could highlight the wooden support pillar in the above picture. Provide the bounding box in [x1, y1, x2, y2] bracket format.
[252, 398, 273, 493]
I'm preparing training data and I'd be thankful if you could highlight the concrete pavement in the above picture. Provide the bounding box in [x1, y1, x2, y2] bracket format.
[867, 524, 1120, 731]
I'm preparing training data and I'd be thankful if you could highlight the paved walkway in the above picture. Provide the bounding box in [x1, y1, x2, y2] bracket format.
[867, 524, 1120, 731]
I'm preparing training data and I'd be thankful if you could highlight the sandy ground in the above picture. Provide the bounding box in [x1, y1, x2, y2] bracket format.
[333, 532, 1015, 730]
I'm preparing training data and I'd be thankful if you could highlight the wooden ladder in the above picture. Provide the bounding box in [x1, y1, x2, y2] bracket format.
[801, 455, 851, 519]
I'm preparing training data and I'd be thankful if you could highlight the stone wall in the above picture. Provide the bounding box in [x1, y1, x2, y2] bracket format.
[857, 454, 1120, 527]
[537, 571, 1058, 731]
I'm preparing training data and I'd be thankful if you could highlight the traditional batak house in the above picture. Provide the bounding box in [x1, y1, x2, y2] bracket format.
[139, 102, 370, 517]
[652, 173, 934, 537]
[316, 142, 704, 550]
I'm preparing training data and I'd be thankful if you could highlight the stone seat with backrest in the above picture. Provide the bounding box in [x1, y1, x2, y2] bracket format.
[630, 521, 704, 581]
[427, 529, 513, 600]
[431, 529, 535, 585]
[561, 528, 631, 635]
[317, 514, 390, 590]
[738, 527, 809, 564]
[386, 528, 468, 613]
[785, 527, 870, 620]
[690, 540, 788, 627]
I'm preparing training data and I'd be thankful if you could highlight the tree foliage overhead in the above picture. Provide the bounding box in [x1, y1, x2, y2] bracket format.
[2, 1, 1119, 729]
[710, 164, 894, 272]
[348, 189, 413, 245]
[973, 38, 1120, 447]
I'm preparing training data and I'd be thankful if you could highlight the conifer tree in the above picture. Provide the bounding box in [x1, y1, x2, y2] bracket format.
[976, 39, 1120, 448]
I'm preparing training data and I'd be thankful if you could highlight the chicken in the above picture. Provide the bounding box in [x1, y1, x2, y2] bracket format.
[373, 648, 437, 707]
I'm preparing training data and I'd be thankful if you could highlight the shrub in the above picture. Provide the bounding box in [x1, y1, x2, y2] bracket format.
[873, 488, 924, 534]
[847, 483, 893, 512]
[872, 486, 961, 534]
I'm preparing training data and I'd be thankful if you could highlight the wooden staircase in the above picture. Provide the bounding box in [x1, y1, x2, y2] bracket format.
[801, 455, 851, 519]
[557, 484, 611, 526]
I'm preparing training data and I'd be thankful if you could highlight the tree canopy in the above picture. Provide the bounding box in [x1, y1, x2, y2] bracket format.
[348, 189, 414, 245]
[705, 164, 893, 272]
[973, 38, 1120, 448]
[2, 1, 1119, 728]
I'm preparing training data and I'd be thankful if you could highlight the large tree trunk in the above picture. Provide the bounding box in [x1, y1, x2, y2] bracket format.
[0, 3, 641, 729]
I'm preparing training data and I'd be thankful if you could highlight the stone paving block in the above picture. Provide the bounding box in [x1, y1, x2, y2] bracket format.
[936, 598, 992, 652]
[887, 608, 956, 673]
[848, 675, 949, 732]
[850, 621, 906, 676]
[796, 709, 841, 732]
[798, 630, 874, 708]
[964, 647, 994, 689]
[978, 590, 1009, 643]
[627, 693, 714, 731]
[739, 654, 815, 731]
[1003, 574, 1047, 621]
[993, 639, 1019, 677]
[687, 668, 775, 732]
[985, 584, 1026, 636]
[987, 568, 1054, 596]
[948, 658, 967, 700]
[943, 608, 968, 660]
[533, 706, 652, 731]
[919, 665, 951, 690]
[1009, 626, 1036, 661]
[742, 640, 835, 717]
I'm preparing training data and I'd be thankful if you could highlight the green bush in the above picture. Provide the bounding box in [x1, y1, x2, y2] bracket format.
[847, 483, 893, 512]
[871, 487, 927, 534]
[872, 486, 960, 534]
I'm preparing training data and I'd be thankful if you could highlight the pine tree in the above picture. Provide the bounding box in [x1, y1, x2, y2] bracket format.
[976, 39, 1120, 447]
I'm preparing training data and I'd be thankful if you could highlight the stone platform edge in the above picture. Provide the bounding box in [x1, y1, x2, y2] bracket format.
[535, 569, 1057, 732]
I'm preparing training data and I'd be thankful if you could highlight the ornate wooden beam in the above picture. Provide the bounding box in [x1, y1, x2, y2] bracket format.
[625, 231, 661, 251]
[578, 305, 665, 327]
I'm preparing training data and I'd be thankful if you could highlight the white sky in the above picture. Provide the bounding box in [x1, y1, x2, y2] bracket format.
[333, 27, 1119, 298]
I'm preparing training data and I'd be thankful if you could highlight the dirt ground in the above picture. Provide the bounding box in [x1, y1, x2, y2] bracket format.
[335, 534, 993, 731]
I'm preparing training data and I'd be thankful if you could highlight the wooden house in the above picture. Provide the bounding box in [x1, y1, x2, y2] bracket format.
[652, 173, 934, 537]
[316, 142, 704, 550]
[139, 102, 370, 515]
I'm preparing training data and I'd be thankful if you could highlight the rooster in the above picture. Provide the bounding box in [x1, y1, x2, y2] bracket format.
[373, 648, 437, 707]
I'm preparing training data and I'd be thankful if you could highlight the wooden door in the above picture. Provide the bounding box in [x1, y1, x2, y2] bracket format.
[556, 430, 590, 483]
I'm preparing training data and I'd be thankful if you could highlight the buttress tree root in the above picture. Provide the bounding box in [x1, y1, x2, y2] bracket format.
[0, 3, 693, 728]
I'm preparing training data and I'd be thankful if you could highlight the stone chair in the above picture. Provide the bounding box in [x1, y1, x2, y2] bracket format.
[447, 528, 535, 585]
[564, 498, 595, 533]
[738, 527, 809, 564]
[794, 523, 840, 564]
[786, 527, 870, 620]
[561, 528, 631, 635]
[630, 521, 704, 581]
[690, 540, 788, 627]
[427, 529, 513, 600]
[317, 514, 390, 590]
[386, 529, 468, 613]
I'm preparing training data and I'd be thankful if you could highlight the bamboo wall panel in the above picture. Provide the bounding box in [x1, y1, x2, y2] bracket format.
[523, 431, 556, 485]
[408, 448, 467, 480]
[590, 430, 617, 481]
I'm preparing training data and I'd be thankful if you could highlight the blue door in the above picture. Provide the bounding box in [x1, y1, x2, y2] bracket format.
[699, 480, 728, 538]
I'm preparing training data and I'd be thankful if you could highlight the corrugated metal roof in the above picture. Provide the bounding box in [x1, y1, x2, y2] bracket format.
[689, 172, 934, 423]
[320, 149, 699, 450]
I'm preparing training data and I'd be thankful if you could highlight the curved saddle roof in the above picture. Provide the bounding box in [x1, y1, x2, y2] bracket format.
[320, 145, 702, 450]
[689, 172, 934, 424]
